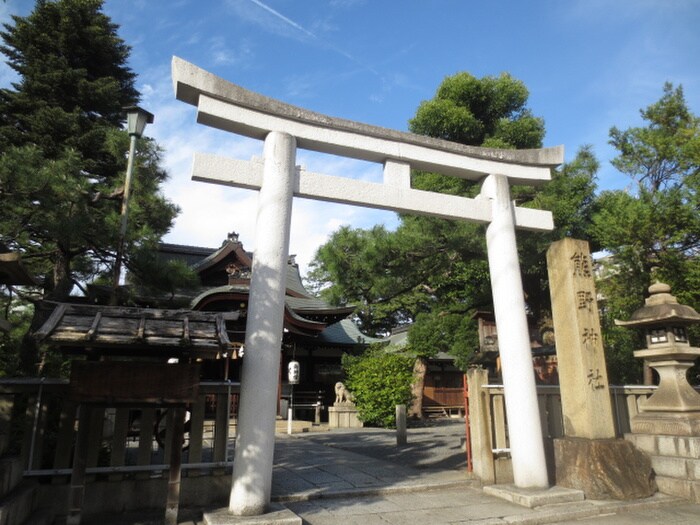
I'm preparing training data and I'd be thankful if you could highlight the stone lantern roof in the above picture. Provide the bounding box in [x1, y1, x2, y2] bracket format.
[615, 282, 700, 328]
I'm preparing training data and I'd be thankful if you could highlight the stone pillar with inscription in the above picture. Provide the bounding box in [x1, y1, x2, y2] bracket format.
[547, 238, 655, 500]
[547, 238, 615, 439]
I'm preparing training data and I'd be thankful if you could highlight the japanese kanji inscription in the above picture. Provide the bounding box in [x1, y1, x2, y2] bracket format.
[547, 238, 615, 439]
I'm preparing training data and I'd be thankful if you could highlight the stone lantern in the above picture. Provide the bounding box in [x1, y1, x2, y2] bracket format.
[615, 282, 700, 434]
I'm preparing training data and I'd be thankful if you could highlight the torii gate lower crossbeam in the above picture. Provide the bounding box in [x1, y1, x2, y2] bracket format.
[172, 57, 562, 517]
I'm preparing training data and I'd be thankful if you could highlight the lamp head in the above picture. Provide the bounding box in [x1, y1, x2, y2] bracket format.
[124, 106, 154, 137]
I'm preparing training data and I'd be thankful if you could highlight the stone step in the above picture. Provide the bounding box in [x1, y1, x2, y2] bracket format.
[226, 419, 329, 435]
[273, 419, 327, 434]
[0, 480, 40, 525]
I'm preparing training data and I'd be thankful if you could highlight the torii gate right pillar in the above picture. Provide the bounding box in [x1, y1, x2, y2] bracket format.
[483, 174, 549, 488]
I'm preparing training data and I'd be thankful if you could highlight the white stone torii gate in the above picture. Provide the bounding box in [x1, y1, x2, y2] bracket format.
[172, 57, 563, 516]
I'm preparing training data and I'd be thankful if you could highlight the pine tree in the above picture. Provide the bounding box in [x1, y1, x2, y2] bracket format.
[0, 0, 177, 300]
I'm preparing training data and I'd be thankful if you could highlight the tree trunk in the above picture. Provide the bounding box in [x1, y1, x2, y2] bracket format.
[49, 247, 73, 301]
[409, 356, 428, 418]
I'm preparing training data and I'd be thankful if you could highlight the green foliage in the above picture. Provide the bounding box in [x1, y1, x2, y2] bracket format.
[519, 146, 600, 322]
[609, 83, 700, 192]
[409, 72, 543, 149]
[341, 345, 414, 428]
[407, 311, 479, 371]
[127, 244, 200, 304]
[594, 83, 700, 383]
[0, 0, 137, 160]
[0, 297, 32, 377]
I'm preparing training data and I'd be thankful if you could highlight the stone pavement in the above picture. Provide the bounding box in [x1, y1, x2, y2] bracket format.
[82, 420, 700, 524]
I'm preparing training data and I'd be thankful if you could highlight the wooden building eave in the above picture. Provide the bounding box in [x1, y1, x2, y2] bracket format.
[33, 302, 240, 359]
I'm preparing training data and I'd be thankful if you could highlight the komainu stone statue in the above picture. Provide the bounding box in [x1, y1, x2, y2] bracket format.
[334, 381, 354, 405]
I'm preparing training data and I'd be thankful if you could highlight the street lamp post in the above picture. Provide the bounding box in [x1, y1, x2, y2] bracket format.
[111, 106, 154, 304]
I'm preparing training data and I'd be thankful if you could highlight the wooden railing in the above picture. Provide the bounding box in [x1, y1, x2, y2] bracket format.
[0, 378, 241, 477]
[465, 368, 661, 484]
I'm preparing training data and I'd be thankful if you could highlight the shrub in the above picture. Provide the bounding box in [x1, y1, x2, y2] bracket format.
[342, 345, 414, 428]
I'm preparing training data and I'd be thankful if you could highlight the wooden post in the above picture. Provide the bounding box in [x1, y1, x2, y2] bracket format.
[136, 408, 155, 479]
[463, 374, 473, 472]
[67, 405, 92, 525]
[165, 406, 185, 525]
[188, 395, 206, 468]
[109, 407, 130, 481]
[53, 399, 78, 482]
[213, 393, 229, 465]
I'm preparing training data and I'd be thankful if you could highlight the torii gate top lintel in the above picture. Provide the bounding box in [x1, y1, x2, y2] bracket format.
[172, 56, 563, 186]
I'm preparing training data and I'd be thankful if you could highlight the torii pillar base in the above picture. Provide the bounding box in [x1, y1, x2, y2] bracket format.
[204, 503, 301, 525]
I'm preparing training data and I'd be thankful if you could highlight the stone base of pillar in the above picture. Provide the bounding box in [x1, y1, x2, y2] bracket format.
[554, 438, 656, 500]
[631, 411, 700, 437]
[328, 405, 363, 428]
[483, 484, 584, 509]
[203, 502, 301, 524]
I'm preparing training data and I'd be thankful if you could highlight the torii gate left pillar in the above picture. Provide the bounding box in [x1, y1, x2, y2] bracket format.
[172, 57, 563, 517]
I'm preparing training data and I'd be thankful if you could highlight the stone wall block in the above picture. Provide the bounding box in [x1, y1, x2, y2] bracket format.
[655, 476, 693, 501]
[625, 433, 657, 455]
[657, 435, 680, 456]
[651, 456, 688, 479]
[689, 459, 700, 481]
[657, 435, 700, 458]
[687, 437, 700, 458]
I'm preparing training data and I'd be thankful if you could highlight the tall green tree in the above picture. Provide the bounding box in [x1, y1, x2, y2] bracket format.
[309, 72, 548, 330]
[0, 0, 178, 300]
[593, 83, 700, 383]
[309, 72, 598, 415]
[0, 0, 181, 373]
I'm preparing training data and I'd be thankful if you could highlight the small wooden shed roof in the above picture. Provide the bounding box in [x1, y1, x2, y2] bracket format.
[33, 302, 240, 358]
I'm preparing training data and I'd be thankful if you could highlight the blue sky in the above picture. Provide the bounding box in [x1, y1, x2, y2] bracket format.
[1, 0, 699, 274]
